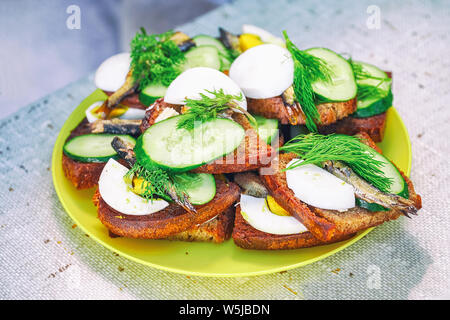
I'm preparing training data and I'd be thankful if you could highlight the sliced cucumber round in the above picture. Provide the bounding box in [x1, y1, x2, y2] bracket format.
[192, 35, 233, 70]
[355, 143, 409, 212]
[181, 45, 221, 71]
[305, 48, 357, 102]
[173, 173, 216, 205]
[135, 115, 245, 172]
[63, 134, 136, 163]
[353, 90, 392, 118]
[139, 83, 168, 106]
[356, 198, 389, 212]
[364, 146, 408, 196]
[253, 114, 279, 144]
[352, 61, 393, 118]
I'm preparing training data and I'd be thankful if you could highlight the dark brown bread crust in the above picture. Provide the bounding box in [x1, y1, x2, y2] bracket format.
[167, 206, 235, 243]
[246, 96, 357, 126]
[94, 178, 240, 239]
[319, 112, 387, 142]
[139, 98, 181, 132]
[62, 119, 106, 189]
[141, 101, 276, 174]
[260, 135, 421, 241]
[232, 207, 355, 250]
[62, 154, 106, 189]
[192, 113, 275, 173]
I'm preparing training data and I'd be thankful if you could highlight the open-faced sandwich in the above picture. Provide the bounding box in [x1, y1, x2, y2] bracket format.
[62, 28, 241, 189]
[225, 26, 393, 142]
[318, 61, 393, 142]
[60, 25, 421, 249]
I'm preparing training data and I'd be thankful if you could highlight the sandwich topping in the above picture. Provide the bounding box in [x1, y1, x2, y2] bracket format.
[240, 194, 308, 235]
[279, 133, 419, 216]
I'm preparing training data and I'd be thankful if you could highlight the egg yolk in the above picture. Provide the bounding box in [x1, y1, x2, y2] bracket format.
[239, 33, 264, 52]
[266, 195, 290, 216]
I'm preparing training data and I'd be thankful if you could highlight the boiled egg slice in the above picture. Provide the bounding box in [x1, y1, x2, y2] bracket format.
[285, 159, 355, 211]
[240, 194, 307, 235]
[241, 24, 285, 47]
[94, 52, 131, 92]
[85, 101, 146, 123]
[99, 159, 169, 215]
[164, 67, 247, 110]
[229, 44, 293, 99]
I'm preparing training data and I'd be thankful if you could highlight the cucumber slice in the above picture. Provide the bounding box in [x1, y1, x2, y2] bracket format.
[360, 143, 408, 197]
[193, 35, 228, 56]
[352, 61, 393, 118]
[353, 144, 408, 211]
[135, 115, 245, 172]
[356, 198, 389, 212]
[253, 114, 279, 144]
[192, 35, 233, 70]
[182, 45, 221, 71]
[63, 134, 136, 163]
[353, 143, 409, 213]
[305, 48, 357, 102]
[173, 173, 216, 205]
[139, 83, 168, 106]
[353, 90, 392, 118]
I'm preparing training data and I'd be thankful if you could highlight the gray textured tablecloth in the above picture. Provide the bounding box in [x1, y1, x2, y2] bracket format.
[1, 0, 449, 299]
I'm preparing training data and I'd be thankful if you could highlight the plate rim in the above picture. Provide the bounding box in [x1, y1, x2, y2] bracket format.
[51, 89, 412, 277]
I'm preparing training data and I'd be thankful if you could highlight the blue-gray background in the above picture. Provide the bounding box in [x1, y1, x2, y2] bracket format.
[0, 0, 229, 119]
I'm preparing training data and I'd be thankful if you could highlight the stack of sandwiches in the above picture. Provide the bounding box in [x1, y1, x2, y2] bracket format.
[61, 26, 421, 250]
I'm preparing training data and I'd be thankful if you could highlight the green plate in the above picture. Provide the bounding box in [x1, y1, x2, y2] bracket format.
[52, 90, 411, 277]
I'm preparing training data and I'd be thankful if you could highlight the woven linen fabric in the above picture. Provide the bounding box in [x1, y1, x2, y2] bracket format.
[0, 0, 449, 300]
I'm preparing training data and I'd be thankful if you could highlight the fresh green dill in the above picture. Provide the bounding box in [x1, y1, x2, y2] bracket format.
[348, 59, 391, 101]
[176, 89, 257, 130]
[130, 28, 185, 90]
[125, 162, 174, 201]
[279, 133, 393, 192]
[283, 31, 332, 132]
[125, 162, 202, 205]
[357, 84, 385, 101]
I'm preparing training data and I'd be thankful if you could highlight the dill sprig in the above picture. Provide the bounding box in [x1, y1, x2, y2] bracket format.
[125, 162, 175, 201]
[348, 59, 391, 101]
[125, 162, 201, 203]
[279, 133, 393, 192]
[130, 28, 185, 90]
[283, 31, 332, 132]
[357, 84, 385, 101]
[177, 89, 257, 130]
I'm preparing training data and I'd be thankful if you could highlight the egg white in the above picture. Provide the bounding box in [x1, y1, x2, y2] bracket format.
[241, 24, 285, 47]
[94, 52, 131, 92]
[240, 194, 307, 235]
[85, 101, 146, 123]
[164, 67, 247, 110]
[229, 44, 293, 99]
[99, 159, 169, 215]
[285, 159, 355, 211]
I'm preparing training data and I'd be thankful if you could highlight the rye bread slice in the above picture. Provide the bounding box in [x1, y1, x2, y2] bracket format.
[259, 133, 422, 241]
[107, 205, 236, 243]
[140, 100, 276, 174]
[61, 119, 111, 189]
[246, 96, 357, 126]
[319, 112, 387, 142]
[166, 206, 235, 243]
[232, 207, 355, 250]
[93, 178, 240, 239]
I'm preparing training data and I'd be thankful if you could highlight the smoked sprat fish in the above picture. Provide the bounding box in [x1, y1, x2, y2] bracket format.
[322, 160, 419, 217]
